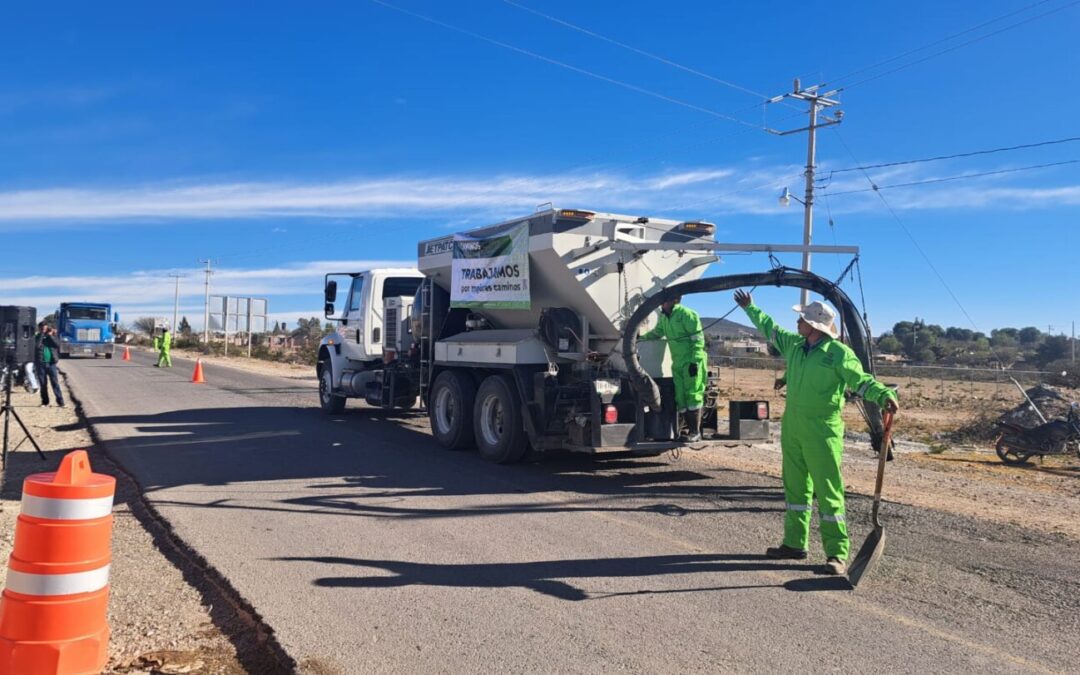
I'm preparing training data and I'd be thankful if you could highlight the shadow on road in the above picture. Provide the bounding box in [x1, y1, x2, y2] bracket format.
[272, 553, 828, 600]
[71, 405, 784, 524]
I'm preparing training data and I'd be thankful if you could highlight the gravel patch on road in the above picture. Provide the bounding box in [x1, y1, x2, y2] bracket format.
[0, 372, 276, 674]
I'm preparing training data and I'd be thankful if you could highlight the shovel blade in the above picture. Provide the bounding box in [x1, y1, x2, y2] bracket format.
[847, 526, 885, 588]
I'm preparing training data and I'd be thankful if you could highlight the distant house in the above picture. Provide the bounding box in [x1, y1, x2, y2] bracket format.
[728, 338, 769, 354]
[268, 334, 308, 352]
[875, 353, 910, 364]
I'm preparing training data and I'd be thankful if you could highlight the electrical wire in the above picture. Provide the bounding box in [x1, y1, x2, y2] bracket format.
[367, 0, 768, 130]
[835, 0, 1080, 91]
[826, 135, 1080, 175]
[826, 0, 1057, 86]
[823, 159, 1080, 196]
[828, 128, 1010, 365]
[500, 0, 782, 105]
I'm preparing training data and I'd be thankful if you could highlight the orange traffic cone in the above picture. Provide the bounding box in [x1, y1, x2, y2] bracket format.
[191, 358, 206, 384]
[0, 450, 115, 675]
[121, 345, 131, 361]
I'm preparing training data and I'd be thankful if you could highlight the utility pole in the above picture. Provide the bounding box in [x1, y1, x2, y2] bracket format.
[1072, 321, 1076, 363]
[167, 273, 183, 333]
[767, 79, 843, 307]
[198, 259, 214, 344]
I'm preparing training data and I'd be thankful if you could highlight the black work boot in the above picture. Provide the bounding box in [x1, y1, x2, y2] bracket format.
[686, 409, 702, 442]
[766, 544, 808, 560]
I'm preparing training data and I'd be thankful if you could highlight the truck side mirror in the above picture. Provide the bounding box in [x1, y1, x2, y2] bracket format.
[324, 302, 335, 317]
[325, 280, 338, 303]
[113, 312, 120, 323]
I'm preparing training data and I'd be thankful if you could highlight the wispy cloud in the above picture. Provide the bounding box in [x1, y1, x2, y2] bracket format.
[0, 161, 1075, 228]
[0, 85, 123, 116]
[0, 259, 411, 330]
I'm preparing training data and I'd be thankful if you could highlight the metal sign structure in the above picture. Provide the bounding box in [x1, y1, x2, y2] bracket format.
[208, 296, 269, 356]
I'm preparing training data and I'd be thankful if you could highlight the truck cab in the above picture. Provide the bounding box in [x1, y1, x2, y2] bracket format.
[318, 269, 425, 411]
[56, 302, 118, 358]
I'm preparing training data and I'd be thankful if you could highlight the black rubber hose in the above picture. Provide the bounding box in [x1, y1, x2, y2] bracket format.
[622, 267, 891, 454]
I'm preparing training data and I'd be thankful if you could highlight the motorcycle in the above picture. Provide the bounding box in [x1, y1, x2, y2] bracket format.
[995, 402, 1080, 466]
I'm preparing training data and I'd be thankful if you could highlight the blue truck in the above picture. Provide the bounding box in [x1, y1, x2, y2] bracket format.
[56, 302, 119, 358]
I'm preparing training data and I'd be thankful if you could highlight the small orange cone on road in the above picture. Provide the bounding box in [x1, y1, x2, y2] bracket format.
[191, 358, 206, 384]
[121, 345, 131, 361]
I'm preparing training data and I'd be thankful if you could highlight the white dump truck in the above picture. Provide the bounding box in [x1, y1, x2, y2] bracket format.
[317, 206, 871, 463]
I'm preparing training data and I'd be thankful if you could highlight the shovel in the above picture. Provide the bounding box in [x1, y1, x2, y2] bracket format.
[847, 410, 895, 588]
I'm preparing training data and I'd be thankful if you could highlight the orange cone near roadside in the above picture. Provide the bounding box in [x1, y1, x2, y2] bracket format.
[0, 450, 115, 675]
[121, 345, 131, 361]
[191, 358, 206, 384]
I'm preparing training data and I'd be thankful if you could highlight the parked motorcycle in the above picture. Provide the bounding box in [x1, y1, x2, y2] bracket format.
[995, 402, 1080, 465]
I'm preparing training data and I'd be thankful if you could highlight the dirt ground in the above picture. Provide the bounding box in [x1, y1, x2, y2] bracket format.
[704, 364, 1080, 541]
[0, 375, 254, 674]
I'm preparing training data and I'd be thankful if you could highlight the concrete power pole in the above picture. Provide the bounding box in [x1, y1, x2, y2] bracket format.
[168, 273, 183, 333]
[767, 80, 843, 307]
[198, 259, 214, 344]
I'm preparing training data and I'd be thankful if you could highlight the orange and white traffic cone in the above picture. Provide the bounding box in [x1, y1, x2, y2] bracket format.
[121, 345, 131, 361]
[0, 450, 115, 675]
[191, 358, 206, 384]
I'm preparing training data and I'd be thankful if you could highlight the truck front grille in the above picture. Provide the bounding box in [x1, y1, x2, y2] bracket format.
[76, 328, 101, 341]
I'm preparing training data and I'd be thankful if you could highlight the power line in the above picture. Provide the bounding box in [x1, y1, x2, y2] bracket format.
[826, 135, 1080, 175]
[367, 0, 767, 130]
[824, 159, 1080, 196]
[500, 0, 780, 104]
[826, 0, 1057, 86]
[836, 0, 1080, 91]
[829, 128, 1009, 363]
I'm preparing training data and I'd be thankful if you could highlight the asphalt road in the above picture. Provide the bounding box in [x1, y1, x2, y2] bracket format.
[62, 350, 1080, 673]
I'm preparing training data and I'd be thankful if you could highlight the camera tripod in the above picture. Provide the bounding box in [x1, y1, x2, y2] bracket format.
[1, 363, 46, 467]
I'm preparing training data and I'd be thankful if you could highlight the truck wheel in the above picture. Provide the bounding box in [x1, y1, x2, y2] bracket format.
[473, 375, 527, 464]
[105, 352, 113, 360]
[319, 363, 346, 414]
[429, 371, 476, 450]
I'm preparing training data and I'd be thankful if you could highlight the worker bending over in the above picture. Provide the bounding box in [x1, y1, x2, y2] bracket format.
[641, 295, 709, 442]
[734, 289, 898, 576]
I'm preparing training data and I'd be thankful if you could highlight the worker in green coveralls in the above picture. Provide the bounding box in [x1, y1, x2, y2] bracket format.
[734, 289, 898, 576]
[640, 295, 709, 442]
[156, 327, 172, 368]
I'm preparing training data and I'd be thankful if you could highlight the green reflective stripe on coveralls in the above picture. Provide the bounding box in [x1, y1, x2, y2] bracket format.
[744, 303, 897, 560]
[158, 332, 172, 368]
[641, 304, 708, 412]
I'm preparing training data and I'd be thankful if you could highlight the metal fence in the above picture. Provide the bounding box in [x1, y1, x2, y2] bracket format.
[710, 354, 1066, 404]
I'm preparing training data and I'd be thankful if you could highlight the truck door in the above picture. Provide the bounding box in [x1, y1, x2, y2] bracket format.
[344, 275, 368, 357]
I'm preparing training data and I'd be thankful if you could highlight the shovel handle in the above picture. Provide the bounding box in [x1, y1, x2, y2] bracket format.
[871, 410, 894, 526]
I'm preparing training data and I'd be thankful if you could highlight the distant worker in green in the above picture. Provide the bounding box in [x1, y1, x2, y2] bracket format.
[734, 289, 898, 576]
[641, 295, 708, 442]
[156, 328, 172, 368]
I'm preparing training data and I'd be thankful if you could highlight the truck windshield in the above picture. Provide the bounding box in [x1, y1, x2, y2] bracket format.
[66, 307, 108, 321]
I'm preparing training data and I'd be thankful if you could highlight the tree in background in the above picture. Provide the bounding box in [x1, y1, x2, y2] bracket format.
[178, 316, 192, 336]
[877, 335, 903, 354]
[133, 317, 157, 335]
[1035, 335, 1070, 367]
[40, 312, 57, 328]
[1018, 326, 1043, 346]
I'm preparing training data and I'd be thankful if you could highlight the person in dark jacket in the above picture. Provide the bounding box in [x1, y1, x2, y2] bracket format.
[34, 322, 65, 407]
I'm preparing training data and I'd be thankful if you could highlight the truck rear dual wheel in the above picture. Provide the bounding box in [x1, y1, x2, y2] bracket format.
[473, 375, 528, 464]
[429, 370, 475, 450]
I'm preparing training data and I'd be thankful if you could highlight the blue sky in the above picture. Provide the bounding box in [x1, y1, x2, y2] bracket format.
[0, 1, 1077, 336]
